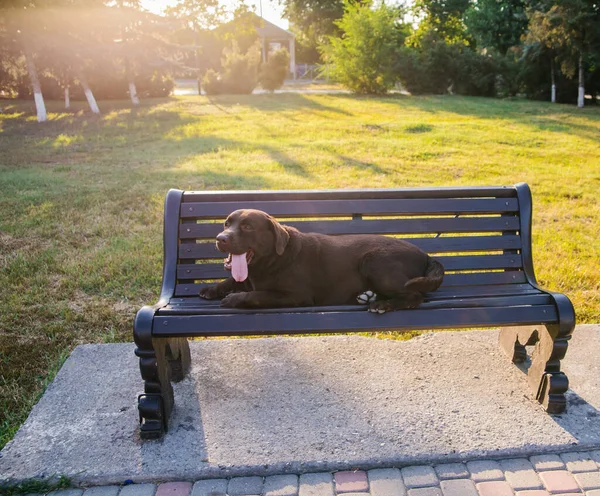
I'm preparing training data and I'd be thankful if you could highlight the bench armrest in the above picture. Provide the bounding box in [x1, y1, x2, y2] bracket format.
[515, 182, 575, 337]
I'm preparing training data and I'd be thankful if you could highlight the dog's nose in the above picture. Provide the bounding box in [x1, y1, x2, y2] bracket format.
[216, 232, 229, 244]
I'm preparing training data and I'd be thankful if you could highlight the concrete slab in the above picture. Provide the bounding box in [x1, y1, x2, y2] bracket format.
[1, 326, 599, 486]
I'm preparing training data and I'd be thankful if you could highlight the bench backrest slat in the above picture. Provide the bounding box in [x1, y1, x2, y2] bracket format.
[180, 198, 519, 219]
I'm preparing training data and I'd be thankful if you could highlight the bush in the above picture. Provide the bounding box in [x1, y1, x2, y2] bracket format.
[259, 49, 290, 92]
[395, 43, 457, 95]
[320, 0, 401, 95]
[202, 69, 224, 95]
[204, 41, 261, 95]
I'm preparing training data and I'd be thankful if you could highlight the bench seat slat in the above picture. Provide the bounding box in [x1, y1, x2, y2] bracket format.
[182, 186, 517, 202]
[180, 217, 521, 239]
[176, 255, 523, 281]
[180, 198, 520, 219]
[168, 283, 543, 306]
[173, 272, 528, 296]
[158, 294, 553, 315]
[152, 304, 558, 336]
[179, 235, 523, 259]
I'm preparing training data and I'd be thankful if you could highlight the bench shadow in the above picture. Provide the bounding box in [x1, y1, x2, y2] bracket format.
[515, 350, 600, 445]
[144, 334, 600, 475]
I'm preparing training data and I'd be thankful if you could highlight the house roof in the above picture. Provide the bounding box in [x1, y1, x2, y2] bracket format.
[255, 16, 295, 39]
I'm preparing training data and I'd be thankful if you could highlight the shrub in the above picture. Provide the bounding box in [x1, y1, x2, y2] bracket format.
[259, 48, 290, 92]
[204, 40, 261, 95]
[202, 69, 225, 95]
[320, 0, 401, 95]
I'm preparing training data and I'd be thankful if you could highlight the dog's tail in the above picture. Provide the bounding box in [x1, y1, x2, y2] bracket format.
[404, 256, 444, 293]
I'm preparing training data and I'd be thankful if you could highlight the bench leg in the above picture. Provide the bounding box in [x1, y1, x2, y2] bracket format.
[499, 324, 570, 413]
[135, 307, 191, 439]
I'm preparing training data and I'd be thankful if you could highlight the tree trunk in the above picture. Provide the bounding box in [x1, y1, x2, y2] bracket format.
[193, 25, 201, 95]
[24, 49, 47, 122]
[125, 56, 139, 105]
[128, 81, 140, 105]
[65, 86, 70, 109]
[551, 58, 556, 104]
[577, 52, 584, 108]
[78, 73, 100, 114]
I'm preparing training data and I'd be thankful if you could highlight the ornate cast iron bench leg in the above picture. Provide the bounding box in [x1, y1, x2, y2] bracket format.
[134, 306, 192, 439]
[499, 321, 573, 414]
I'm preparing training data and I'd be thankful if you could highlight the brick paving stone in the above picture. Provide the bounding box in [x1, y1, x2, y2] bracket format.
[561, 453, 599, 473]
[434, 463, 469, 480]
[298, 473, 334, 496]
[334, 471, 368, 493]
[334, 493, 369, 496]
[48, 490, 84, 496]
[515, 491, 551, 496]
[475, 481, 514, 496]
[530, 455, 566, 472]
[586, 490, 600, 496]
[500, 458, 543, 490]
[156, 483, 192, 496]
[263, 475, 299, 496]
[191, 479, 228, 496]
[83, 486, 120, 496]
[227, 477, 264, 496]
[120, 484, 157, 496]
[466, 461, 504, 482]
[439, 479, 477, 496]
[368, 468, 407, 496]
[401, 466, 439, 488]
[407, 488, 442, 496]
[539, 470, 580, 493]
[575, 472, 600, 491]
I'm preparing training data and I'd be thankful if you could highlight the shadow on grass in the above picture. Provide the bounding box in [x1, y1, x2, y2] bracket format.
[0, 97, 314, 180]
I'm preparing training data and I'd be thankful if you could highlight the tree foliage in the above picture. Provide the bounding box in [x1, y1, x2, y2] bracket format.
[321, 0, 407, 94]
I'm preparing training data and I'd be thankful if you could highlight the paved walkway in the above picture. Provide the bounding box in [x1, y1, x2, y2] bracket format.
[43, 450, 600, 495]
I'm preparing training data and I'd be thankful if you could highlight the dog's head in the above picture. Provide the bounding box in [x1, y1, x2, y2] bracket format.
[216, 209, 290, 275]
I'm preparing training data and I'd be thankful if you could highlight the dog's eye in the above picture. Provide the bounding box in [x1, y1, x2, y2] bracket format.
[241, 223, 253, 231]
[224, 221, 230, 228]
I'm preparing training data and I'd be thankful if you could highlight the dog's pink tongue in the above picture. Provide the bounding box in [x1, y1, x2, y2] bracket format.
[231, 253, 248, 282]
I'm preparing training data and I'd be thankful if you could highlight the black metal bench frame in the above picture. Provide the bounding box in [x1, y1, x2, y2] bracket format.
[134, 183, 576, 439]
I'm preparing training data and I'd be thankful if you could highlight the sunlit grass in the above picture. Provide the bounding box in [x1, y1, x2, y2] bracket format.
[1, 93, 599, 449]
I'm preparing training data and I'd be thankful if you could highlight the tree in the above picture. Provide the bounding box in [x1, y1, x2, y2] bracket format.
[464, 0, 528, 56]
[525, 0, 600, 107]
[165, 0, 226, 94]
[408, 0, 472, 48]
[320, 0, 407, 94]
[0, 7, 48, 121]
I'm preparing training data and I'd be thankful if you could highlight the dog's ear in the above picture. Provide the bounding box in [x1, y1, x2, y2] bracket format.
[268, 215, 290, 255]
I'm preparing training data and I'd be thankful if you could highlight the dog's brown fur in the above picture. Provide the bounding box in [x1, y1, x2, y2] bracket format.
[199, 209, 444, 312]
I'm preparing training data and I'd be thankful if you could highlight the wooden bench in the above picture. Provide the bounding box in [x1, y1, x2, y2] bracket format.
[134, 183, 576, 439]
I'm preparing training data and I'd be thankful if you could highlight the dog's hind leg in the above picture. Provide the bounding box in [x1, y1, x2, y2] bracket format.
[361, 252, 425, 313]
[368, 291, 424, 313]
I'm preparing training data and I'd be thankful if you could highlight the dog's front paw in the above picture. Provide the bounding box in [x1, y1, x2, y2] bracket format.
[199, 285, 221, 300]
[221, 292, 247, 308]
[357, 290, 377, 305]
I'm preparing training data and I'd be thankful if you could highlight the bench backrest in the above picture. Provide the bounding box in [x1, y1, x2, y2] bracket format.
[163, 185, 534, 299]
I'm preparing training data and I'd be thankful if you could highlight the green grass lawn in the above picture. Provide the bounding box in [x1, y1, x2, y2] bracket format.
[1, 93, 599, 449]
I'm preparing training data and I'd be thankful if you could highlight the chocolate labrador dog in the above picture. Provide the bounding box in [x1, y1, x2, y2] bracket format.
[199, 209, 444, 313]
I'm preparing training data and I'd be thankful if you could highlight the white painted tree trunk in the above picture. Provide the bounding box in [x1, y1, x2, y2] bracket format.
[25, 50, 47, 122]
[79, 75, 100, 114]
[128, 81, 140, 105]
[65, 87, 70, 109]
[551, 59, 556, 103]
[577, 52, 584, 108]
